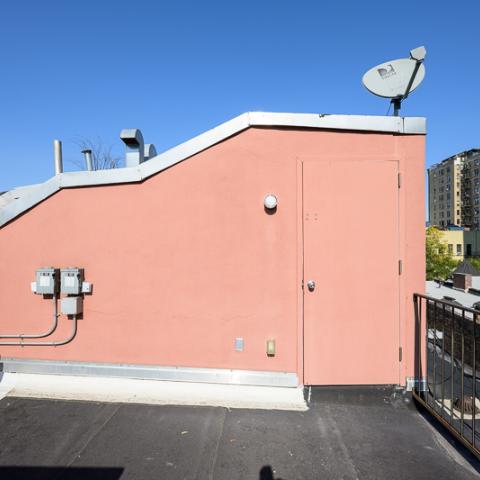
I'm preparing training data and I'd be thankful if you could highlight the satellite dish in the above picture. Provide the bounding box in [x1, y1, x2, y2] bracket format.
[362, 59, 425, 98]
[362, 46, 426, 116]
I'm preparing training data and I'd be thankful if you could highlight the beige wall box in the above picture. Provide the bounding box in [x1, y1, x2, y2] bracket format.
[61, 297, 83, 315]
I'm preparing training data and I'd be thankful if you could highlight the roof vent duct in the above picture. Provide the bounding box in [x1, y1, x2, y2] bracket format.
[53, 139, 63, 175]
[144, 144, 157, 161]
[82, 149, 93, 171]
[120, 129, 145, 167]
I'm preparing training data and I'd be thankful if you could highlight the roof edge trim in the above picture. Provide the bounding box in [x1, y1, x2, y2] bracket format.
[0, 111, 426, 228]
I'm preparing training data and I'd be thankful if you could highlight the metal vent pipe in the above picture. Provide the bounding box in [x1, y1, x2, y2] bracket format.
[120, 129, 145, 167]
[82, 149, 93, 171]
[53, 139, 63, 175]
[144, 143, 157, 161]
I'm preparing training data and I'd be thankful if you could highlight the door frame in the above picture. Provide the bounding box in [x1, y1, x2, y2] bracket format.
[297, 156, 403, 386]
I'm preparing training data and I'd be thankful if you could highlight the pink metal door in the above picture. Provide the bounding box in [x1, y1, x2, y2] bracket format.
[303, 159, 400, 385]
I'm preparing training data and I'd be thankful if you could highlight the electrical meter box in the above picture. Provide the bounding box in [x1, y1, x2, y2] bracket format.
[60, 267, 84, 295]
[35, 267, 59, 295]
[61, 296, 83, 315]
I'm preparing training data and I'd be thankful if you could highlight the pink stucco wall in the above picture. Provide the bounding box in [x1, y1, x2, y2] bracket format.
[0, 127, 425, 384]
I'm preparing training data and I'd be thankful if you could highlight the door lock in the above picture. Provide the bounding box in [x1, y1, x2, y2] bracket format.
[307, 280, 315, 292]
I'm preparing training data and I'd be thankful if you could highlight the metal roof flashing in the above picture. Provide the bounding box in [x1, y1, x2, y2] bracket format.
[0, 112, 426, 228]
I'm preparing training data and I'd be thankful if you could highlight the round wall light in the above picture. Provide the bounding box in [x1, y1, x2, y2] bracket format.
[264, 194, 278, 210]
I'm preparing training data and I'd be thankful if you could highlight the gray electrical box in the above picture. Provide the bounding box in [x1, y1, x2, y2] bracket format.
[60, 267, 84, 295]
[61, 296, 83, 315]
[35, 267, 59, 295]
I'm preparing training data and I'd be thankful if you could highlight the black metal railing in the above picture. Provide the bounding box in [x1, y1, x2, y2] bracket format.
[413, 293, 480, 457]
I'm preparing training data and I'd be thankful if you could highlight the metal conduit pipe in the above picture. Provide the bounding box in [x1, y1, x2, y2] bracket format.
[0, 316, 78, 346]
[0, 295, 59, 339]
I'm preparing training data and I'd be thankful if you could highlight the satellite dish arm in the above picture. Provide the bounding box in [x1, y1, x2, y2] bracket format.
[392, 49, 426, 116]
[391, 61, 420, 116]
[402, 46, 426, 101]
[402, 59, 423, 101]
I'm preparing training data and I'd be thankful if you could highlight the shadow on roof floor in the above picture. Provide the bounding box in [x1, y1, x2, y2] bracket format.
[0, 467, 124, 480]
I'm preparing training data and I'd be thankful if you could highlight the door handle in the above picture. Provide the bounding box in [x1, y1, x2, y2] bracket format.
[307, 280, 315, 292]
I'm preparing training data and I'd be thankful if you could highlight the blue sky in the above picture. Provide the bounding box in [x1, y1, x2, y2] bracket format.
[0, 1, 478, 192]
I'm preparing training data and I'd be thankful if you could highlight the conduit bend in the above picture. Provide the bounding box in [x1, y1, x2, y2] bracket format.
[0, 316, 78, 346]
[0, 295, 59, 339]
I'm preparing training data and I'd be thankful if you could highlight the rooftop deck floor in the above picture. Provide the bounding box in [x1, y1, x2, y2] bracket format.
[0, 386, 478, 479]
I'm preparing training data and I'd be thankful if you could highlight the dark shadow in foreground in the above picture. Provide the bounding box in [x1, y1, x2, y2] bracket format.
[0, 466, 124, 480]
[259, 465, 285, 480]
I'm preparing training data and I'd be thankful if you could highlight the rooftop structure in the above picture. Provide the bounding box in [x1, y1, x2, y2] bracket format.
[0, 111, 425, 390]
[454, 259, 480, 276]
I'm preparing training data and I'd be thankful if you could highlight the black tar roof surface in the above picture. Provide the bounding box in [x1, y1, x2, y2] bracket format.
[0, 386, 478, 480]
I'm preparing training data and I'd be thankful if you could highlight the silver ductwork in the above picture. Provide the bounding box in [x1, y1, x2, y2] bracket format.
[144, 143, 157, 161]
[120, 129, 145, 167]
[82, 149, 93, 171]
[120, 129, 156, 166]
[53, 140, 63, 175]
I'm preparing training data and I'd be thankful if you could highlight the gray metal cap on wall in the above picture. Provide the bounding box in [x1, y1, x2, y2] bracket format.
[120, 129, 145, 167]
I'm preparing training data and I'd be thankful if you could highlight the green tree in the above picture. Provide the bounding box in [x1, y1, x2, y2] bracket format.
[426, 227, 458, 280]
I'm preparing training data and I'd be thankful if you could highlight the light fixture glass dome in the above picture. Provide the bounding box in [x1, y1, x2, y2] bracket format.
[264, 194, 277, 209]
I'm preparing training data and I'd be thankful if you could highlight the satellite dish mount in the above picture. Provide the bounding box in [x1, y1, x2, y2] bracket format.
[362, 46, 426, 116]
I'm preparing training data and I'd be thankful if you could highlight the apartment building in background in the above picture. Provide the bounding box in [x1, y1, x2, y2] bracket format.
[429, 148, 480, 228]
